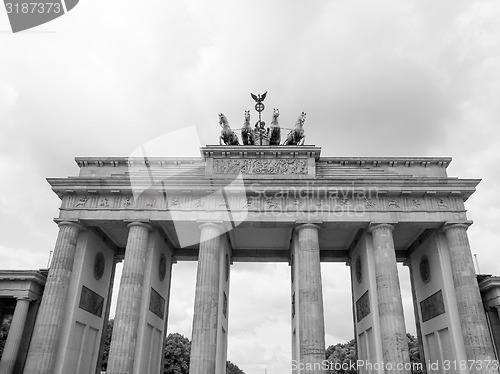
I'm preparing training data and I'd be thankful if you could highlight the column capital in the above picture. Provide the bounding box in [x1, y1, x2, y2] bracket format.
[295, 223, 321, 232]
[125, 220, 152, 231]
[368, 222, 395, 233]
[198, 221, 224, 232]
[442, 221, 472, 233]
[54, 219, 86, 232]
[15, 296, 32, 302]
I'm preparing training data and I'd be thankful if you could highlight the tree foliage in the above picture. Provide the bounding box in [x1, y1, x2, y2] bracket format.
[0, 315, 12, 358]
[164, 333, 191, 374]
[95, 321, 244, 374]
[407, 333, 422, 374]
[325, 334, 421, 374]
[325, 339, 357, 374]
[100, 319, 114, 371]
[226, 360, 245, 374]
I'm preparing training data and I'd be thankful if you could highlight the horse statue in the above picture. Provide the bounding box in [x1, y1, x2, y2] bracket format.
[284, 111, 306, 145]
[219, 113, 239, 145]
[241, 110, 255, 145]
[269, 108, 281, 145]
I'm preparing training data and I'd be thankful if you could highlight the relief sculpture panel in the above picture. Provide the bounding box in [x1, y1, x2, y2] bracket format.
[212, 158, 308, 175]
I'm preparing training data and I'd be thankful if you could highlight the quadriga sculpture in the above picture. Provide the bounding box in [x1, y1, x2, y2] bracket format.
[241, 110, 255, 145]
[284, 112, 306, 145]
[219, 113, 240, 145]
[269, 108, 281, 146]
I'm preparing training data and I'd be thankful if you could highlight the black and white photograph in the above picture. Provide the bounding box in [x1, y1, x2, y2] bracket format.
[1, 2, 500, 374]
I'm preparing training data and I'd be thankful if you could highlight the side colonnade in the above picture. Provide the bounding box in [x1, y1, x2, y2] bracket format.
[11, 219, 498, 374]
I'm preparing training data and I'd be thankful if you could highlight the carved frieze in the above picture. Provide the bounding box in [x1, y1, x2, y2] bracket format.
[266, 198, 279, 210]
[437, 198, 447, 209]
[64, 193, 465, 216]
[364, 198, 376, 209]
[411, 199, 422, 209]
[242, 198, 255, 209]
[123, 196, 133, 207]
[75, 197, 89, 207]
[212, 158, 308, 175]
[388, 199, 401, 208]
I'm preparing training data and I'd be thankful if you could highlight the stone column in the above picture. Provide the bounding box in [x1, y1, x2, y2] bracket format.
[444, 223, 498, 373]
[0, 298, 31, 374]
[189, 223, 223, 374]
[24, 220, 84, 374]
[369, 223, 410, 374]
[296, 224, 326, 372]
[107, 222, 152, 374]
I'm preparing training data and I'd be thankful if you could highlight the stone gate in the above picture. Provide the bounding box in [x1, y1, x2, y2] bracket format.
[2, 141, 497, 374]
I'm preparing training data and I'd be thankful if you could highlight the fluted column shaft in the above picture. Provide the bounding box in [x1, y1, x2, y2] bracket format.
[107, 222, 151, 374]
[296, 224, 326, 373]
[24, 221, 84, 374]
[189, 223, 223, 374]
[369, 223, 410, 374]
[0, 298, 30, 374]
[444, 223, 498, 374]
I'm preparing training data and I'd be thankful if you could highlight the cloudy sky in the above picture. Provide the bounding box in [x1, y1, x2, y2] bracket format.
[1, 1, 500, 373]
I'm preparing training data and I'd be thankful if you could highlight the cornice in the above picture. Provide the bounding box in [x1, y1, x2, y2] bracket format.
[0, 270, 47, 286]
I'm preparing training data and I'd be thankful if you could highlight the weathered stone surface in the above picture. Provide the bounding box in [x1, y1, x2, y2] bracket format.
[0, 298, 30, 374]
[24, 221, 84, 374]
[107, 222, 151, 374]
[369, 223, 411, 374]
[189, 223, 223, 374]
[444, 223, 498, 374]
[296, 224, 326, 373]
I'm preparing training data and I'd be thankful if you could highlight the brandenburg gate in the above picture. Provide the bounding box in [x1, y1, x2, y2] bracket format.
[8, 99, 498, 374]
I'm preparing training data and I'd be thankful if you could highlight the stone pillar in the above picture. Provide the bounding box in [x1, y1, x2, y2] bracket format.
[369, 223, 410, 374]
[24, 220, 84, 374]
[296, 223, 326, 372]
[404, 260, 427, 374]
[444, 223, 498, 373]
[95, 254, 121, 374]
[0, 301, 4, 326]
[189, 223, 223, 374]
[0, 298, 31, 374]
[107, 222, 152, 374]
